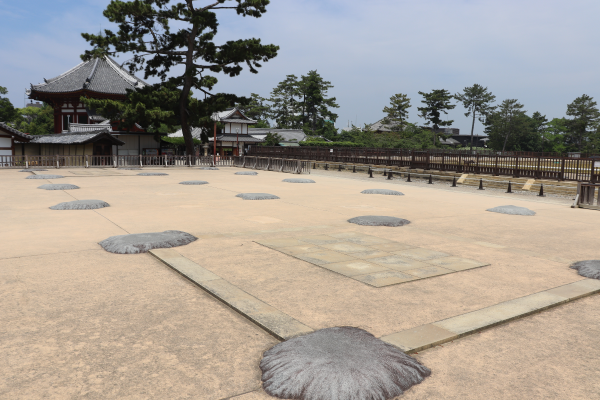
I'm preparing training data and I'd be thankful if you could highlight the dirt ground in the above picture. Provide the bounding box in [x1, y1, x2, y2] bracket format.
[1, 166, 598, 400]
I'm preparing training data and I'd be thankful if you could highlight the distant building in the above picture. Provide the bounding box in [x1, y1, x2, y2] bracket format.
[248, 128, 306, 146]
[168, 108, 263, 156]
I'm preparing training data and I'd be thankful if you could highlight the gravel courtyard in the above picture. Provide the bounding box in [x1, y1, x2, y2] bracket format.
[1, 166, 599, 399]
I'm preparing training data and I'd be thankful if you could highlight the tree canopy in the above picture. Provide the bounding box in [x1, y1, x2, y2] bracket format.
[455, 84, 496, 150]
[382, 93, 410, 131]
[81, 0, 279, 156]
[417, 89, 456, 145]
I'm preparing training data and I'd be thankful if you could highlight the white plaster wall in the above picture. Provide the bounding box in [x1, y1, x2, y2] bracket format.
[0, 137, 12, 147]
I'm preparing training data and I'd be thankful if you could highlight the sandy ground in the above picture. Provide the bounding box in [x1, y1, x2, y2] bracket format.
[1, 166, 599, 399]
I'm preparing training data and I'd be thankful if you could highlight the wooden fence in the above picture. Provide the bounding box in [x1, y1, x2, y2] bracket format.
[247, 147, 600, 182]
[232, 156, 311, 174]
[0, 155, 234, 169]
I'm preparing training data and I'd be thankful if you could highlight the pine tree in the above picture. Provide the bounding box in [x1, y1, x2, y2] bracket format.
[382, 93, 410, 131]
[417, 89, 456, 146]
[81, 0, 279, 156]
[455, 84, 496, 150]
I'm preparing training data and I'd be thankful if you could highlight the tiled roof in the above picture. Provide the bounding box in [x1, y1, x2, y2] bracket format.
[208, 134, 263, 143]
[248, 128, 306, 143]
[30, 56, 147, 96]
[28, 129, 125, 145]
[0, 122, 33, 141]
[211, 108, 256, 123]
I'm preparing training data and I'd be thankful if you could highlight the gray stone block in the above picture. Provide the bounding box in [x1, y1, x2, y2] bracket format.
[99, 230, 198, 254]
[26, 175, 64, 179]
[283, 178, 316, 183]
[38, 184, 80, 190]
[235, 171, 258, 175]
[348, 216, 411, 227]
[361, 189, 404, 196]
[570, 260, 600, 279]
[260, 327, 431, 400]
[236, 193, 280, 200]
[486, 205, 536, 216]
[179, 180, 209, 185]
[50, 200, 110, 210]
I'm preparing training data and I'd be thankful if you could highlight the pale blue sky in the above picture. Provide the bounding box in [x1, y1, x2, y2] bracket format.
[2, 0, 599, 135]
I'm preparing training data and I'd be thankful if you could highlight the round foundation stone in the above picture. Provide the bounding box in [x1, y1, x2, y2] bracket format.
[38, 184, 80, 190]
[26, 174, 64, 179]
[361, 189, 404, 196]
[99, 230, 197, 254]
[570, 260, 600, 279]
[235, 171, 258, 175]
[486, 205, 536, 216]
[137, 172, 168, 176]
[260, 327, 431, 400]
[236, 193, 279, 200]
[179, 180, 209, 185]
[50, 200, 110, 210]
[348, 215, 410, 227]
[283, 178, 316, 183]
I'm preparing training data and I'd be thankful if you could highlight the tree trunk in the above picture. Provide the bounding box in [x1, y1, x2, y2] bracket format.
[469, 110, 476, 151]
[180, 22, 199, 158]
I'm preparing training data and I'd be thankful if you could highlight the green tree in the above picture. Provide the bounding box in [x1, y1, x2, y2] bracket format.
[261, 131, 283, 146]
[0, 86, 17, 123]
[565, 94, 600, 151]
[484, 99, 528, 152]
[81, 0, 279, 156]
[382, 93, 410, 131]
[298, 70, 339, 134]
[269, 74, 301, 129]
[545, 118, 569, 153]
[417, 89, 456, 146]
[14, 104, 54, 135]
[530, 111, 548, 152]
[454, 84, 496, 150]
[236, 93, 270, 127]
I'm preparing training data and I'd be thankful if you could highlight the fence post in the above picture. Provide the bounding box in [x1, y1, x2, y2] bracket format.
[514, 156, 519, 178]
[441, 153, 445, 171]
[458, 153, 462, 173]
[560, 157, 565, 181]
[25, 155, 28, 169]
[494, 155, 499, 176]
[536, 156, 541, 179]
[590, 160, 596, 183]
[139, 154, 142, 167]
[113, 155, 117, 168]
[85, 155, 89, 168]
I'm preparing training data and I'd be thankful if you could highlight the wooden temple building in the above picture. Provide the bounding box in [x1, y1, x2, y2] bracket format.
[168, 107, 263, 156]
[24, 56, 160, 156]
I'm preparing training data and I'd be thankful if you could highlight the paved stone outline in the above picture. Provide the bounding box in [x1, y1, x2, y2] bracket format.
[255, 232, 490, 287]
[149, 248, 314, 341]
[380, 279, 600, 354]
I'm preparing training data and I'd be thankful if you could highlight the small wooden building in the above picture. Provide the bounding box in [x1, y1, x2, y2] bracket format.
[0, 122, 32, 156]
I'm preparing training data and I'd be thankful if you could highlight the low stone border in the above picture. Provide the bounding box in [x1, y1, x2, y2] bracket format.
[149, 248, 314, 340]
[380, 279, 600, 354]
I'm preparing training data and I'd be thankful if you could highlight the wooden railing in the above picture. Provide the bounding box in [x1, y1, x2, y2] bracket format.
[232, 156, 311, 174]
[0, 155, 234, 169]
[246, 147, 600, 182]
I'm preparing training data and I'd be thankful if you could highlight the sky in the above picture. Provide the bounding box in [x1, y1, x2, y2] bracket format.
[1, 0, 600, 136]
